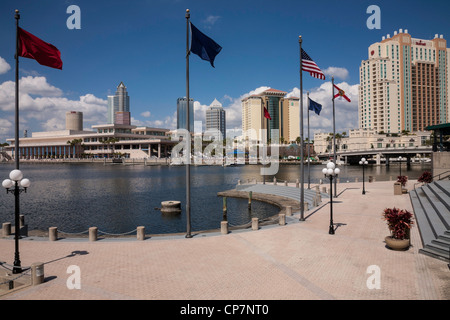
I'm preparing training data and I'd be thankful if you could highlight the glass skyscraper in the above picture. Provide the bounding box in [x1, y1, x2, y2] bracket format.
[177, 97, 194, 132]
[107, 82, 130, 124]
[206, 98, 226, 139]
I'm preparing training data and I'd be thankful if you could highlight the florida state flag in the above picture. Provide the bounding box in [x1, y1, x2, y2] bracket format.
[18, 27, 62, 69]
[333, 84, 351, 102]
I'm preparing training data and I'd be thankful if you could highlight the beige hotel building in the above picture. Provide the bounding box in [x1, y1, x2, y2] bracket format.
[359, 29, 449, 134]
[241, 88, 300, 143]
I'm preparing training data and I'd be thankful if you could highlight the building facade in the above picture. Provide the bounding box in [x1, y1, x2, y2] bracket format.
[107, 82, 130, 125]
[241, 88, 299, 143]
[313, 128, 430, 155]
[177, 97, 194, 132]
[359, 29, 449, 133]
[205, 98, 226, 139]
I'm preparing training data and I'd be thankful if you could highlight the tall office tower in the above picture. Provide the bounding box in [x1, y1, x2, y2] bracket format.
[205, 98, 226, 139]
[241, 88, 299, 143]
[359, 29, 449, 133]
[107, 82, 130, 124]
[177, 97, 194, 132]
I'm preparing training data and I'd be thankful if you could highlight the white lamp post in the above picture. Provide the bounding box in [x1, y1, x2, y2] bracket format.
[359, 157, 368, 195]
[322, 162, 340, 234]
[2, 169, 31, 274]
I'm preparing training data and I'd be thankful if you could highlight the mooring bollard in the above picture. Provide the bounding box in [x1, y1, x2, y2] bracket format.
[355, 178, 359, 183]
[304, 202, 309, 211]
[49, 227, 57, 241]
[2, 222, 11, 237]
[221, 221, 228, 235]
[248, 191, 252, 209]
[296, 179, 299, 188]
[137, 226, 145, 240]
[223, 197, 227, 220]
[252, 218, 259, 230]
[89, 227, 98, 241]
[19, 215, 25, 227]
[286, 206, 292, 216]
[279, 213, 286, 226]
[284, 181, 288, 186]
[237, 179, 241, 185]
[31, 262, 44, 286]
[273, 177, 277, 185]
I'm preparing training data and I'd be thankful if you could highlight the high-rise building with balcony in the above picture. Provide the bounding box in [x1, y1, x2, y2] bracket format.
[359, 29, 449, 133]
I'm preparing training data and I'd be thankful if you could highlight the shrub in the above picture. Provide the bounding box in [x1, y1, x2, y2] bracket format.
[397, 175, 408, 186]
[382, 207, 413, 240]
[418, 171, 433, 184]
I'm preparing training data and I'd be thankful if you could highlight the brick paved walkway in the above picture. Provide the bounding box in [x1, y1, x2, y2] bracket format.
[1, 180, 449, 300]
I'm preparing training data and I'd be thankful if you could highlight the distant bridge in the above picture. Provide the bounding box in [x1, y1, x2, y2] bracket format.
[317, 146, 432, 165]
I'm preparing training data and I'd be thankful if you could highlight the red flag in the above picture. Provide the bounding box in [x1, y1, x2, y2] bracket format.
[18, 27, 62, 70]
[333, 84, 351, 102]
[264, 107, 271, 120]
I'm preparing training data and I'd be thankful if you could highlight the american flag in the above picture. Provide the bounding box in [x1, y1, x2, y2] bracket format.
[301, 48, 325, 80]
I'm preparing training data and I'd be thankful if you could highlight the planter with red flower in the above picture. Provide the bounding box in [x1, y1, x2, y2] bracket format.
[417, 171, 433, 184]
[382, 207, 414, 250]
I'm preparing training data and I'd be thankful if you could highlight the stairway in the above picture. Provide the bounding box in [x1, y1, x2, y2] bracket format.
[409, 180, 450, 262]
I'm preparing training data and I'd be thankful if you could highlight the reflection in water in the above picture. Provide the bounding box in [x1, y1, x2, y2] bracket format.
[0, 162, 431, 235]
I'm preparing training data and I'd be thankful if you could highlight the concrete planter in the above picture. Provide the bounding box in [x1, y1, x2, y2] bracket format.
[385, 236, 410, 251]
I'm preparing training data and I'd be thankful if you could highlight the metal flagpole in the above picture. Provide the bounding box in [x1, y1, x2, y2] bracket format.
[299, 36, 305, 221]
[185, 9, 192, 238]
[307, 91, 310, 189]
[12, 9, 22, 273]
[332, 76, 337, 198]
[15, 10, 20, 171]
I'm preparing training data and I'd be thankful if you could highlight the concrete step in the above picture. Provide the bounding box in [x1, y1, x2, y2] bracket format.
[410, 190, 437, 247]
[409, 181, 450, 262]
[428, 181, 450, 211]
[416, 188, 447, 238]
[421, 184, 450, 229]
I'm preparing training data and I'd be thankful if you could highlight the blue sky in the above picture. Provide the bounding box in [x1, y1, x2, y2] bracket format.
[0, 0, 449, 142]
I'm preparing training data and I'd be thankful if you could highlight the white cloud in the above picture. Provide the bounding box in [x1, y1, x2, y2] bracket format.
[286, 81, 359, 135]
[0, 76, 107, 142]
[141, 111, 151, 118]
[0, 57, 11, 74]
[204, 15, 220, 26]
[323, 67, 349, 80]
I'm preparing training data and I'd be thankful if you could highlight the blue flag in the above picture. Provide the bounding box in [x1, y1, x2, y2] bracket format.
[308, 98, 322, 115]
[190, 23, 222, 67]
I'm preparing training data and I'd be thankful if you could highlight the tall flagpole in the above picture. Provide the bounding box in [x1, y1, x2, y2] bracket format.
[185, 9, 192, 238]
[332, 76, 337, 198]
[13, 9, 22, 274]
[299, 36, 305, 221]
[307, 91, 310, 189]
[15, 10, 20, 170]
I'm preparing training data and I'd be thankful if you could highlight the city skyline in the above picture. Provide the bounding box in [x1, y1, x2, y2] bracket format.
[0, 0, 449, 143]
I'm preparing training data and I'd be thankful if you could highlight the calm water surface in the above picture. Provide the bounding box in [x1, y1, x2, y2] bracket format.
[0, 162, 431, 235]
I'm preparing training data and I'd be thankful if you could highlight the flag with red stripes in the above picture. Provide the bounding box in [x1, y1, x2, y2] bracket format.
[301, 48, 325, 80]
